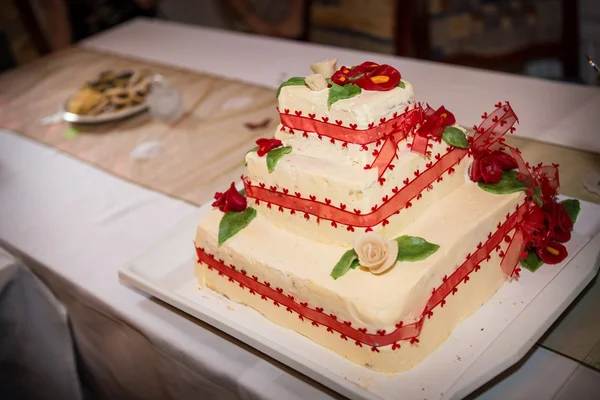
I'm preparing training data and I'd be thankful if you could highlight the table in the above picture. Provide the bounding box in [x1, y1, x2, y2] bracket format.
[1, 18, 599, 400]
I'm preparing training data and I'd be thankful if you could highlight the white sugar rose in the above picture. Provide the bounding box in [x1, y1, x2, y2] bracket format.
[310, 58, 338, 79]
[305, 74, 328, 91]
[353, 232, 399, 275]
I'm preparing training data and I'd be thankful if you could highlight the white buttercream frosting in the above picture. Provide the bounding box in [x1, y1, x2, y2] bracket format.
[278, 81, 415, 130]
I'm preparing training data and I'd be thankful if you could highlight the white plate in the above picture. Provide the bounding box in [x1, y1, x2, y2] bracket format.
[62, 99, 148, 124]
[119, 200, 600, 400]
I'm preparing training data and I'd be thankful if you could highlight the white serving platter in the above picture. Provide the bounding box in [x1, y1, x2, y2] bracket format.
[119, 199, 600, 400]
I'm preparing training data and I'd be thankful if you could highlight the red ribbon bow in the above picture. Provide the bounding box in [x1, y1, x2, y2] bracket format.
[411, 106, 456, 155]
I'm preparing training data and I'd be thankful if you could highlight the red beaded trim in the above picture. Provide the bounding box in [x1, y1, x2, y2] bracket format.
[196, 202, 526, 348]
[244, 147, 467, 229]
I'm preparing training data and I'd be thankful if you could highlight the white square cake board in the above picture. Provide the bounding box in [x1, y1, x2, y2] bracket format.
[119, 199, 600, 400]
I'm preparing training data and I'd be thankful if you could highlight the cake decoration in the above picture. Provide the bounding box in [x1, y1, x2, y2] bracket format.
[276, 77, 307, 97]
[305, 74, 328, 91]
[353, 232, 399, 275]
[327, 83, 362, 108]
[212, 182, 247, 213]
[310, 58, 337, 79]
[478, 170, 528, 194]
[412, 106, 458, 154]
[196, 58, 582, 373]
[470, 150, 518, 184]
[212, 182, 257, 246]
[331, 233, 439, 279]
[266, 146, 292, 173]
[245, 138, 292, 172]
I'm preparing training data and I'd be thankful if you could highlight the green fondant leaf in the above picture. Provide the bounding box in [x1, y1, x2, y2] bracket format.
[276, 77, 306, 98]
[218, 207, 257, 246]
[520, 251, 544, 272]
[266, 146, 292, 173]
[327, 83, 361, 109]
[442, 126, 469, 149]
[395, 236, 440, 262]
[244, 146, 258, 166]
[350, 258, 360, 269]
[331, 249, 359, 279]
[561, 199, 581, 224]
[478, 170, 528, 195]
[397, 81, 406, 89]
[531, 186, 543, 207]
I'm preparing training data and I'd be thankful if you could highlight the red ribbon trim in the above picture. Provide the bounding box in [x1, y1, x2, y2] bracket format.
[279, 106, 422, 145]
[196, 202, 526, 347]
[244, 147, 467, 228]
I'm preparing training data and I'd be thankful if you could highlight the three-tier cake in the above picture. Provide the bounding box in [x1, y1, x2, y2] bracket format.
[194, 59, 579, 373]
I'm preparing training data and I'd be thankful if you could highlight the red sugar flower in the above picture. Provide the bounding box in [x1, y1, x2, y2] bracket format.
[353, 64, 401, 91]
[469, 150, 518, 184]
[256, 138, 282, 156]
[543, 200, 573, 243]
[348, 61, 380, 76]
[331, 70, 350, 85]
[331, 62, 401, 91]
[417, 106, 456, 138]
[521, 199, 571, 265]
[521, 204, 555, 249]
[536, 241, 567, 264]
[212, 182, 247, 213]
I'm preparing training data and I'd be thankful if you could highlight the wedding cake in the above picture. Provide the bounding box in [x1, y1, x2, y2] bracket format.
[194, 59, 580, 372]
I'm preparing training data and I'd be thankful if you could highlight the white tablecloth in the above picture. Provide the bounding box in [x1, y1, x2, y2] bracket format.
[2, 18, 600, 400]
[83, 19, 600, 155]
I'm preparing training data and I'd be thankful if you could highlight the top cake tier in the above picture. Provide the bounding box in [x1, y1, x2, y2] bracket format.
[277, 60, 414, 134]
[278, 80, 415, 131]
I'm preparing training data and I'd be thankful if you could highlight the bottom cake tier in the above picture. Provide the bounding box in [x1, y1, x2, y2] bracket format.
[195, 182, 525, 373]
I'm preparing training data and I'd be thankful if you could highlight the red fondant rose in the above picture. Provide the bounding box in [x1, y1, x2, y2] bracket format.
[256, 138, 282, 157]
[212, 182, 247, 213]
[543, 200, 574, 243]
[469, 150, 518, 184]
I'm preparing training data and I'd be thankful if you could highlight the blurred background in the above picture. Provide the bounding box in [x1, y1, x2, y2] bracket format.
[1, 0, 598, 84]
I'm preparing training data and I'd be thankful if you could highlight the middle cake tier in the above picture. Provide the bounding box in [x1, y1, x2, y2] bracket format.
[244, 131, 470, 246]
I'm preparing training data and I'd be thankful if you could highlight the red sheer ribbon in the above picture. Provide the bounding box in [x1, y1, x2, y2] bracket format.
[244, 146, 466, 228]
[195, 203, 525, 347]
[370, 108, 424, 178]
[410, 106, 437, 155]
[279, 107, 422, 145]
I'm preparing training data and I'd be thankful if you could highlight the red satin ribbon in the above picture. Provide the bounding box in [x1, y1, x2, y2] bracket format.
[195, 202, 526, 347]
[279, 106, 422, 145]
[244, 147, 467, 228]
[369, 108, 424, 178]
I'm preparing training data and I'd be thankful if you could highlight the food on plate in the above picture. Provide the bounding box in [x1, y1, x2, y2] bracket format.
[65, 69, 153, 116]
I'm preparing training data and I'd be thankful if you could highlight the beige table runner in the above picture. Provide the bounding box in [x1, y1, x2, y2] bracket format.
[1, 47, 599, 370]
[0, 47, 278, 206]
